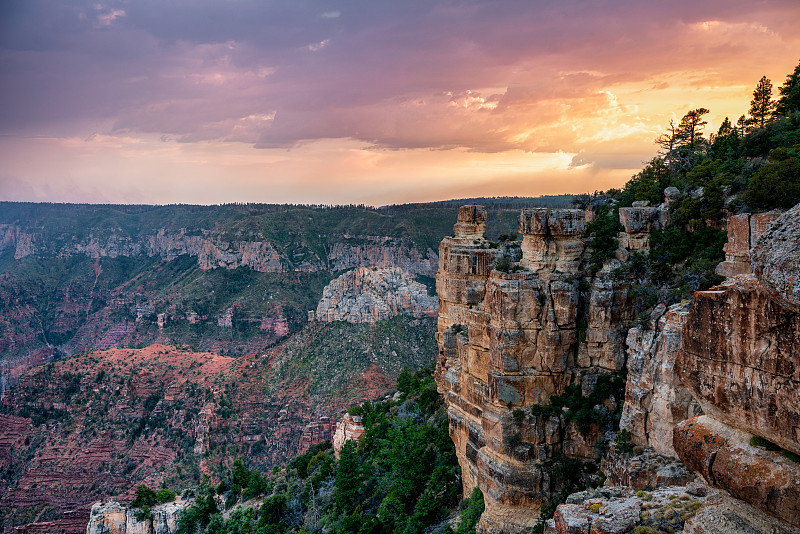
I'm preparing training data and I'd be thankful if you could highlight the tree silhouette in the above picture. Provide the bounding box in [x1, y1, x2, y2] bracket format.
[749, 76, 776, 128]
[776, 59, 800, 116]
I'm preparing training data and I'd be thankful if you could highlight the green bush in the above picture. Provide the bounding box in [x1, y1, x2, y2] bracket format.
[743, 147, 800, 210]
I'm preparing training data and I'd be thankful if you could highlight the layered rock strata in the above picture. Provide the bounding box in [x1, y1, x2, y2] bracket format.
[435, 206, 633, 533]
[0, 224, 439, 277]
[332, 414, 366, 459]
[313, 267, 437, 323]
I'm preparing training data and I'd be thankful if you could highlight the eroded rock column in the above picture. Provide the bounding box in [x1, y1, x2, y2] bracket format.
[437, 206, 621, 533]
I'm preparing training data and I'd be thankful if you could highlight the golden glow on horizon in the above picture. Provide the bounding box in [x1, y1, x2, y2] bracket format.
[1, 2, 798, 205]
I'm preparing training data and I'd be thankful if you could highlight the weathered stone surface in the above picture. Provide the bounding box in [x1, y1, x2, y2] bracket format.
[314, 267, 437, 323]
[617, 207, 662, 251]
[664, 187, 680, 204]
[454, 205, 488, 239]
[716, 213, 753, 277]
[716, 210, 782, 278]
[436, 207, 632, 533]
[674, 416, 800, 528]
[581, 267, 635, 372]
[676, 277, 800, 456]
[683, 493, 800, 534]
[601, 446, 695, 490]
[518, 209, 585, 273]
[546, 485, 714, 534]
[751, 205, 800, 312]
[87, 500, 189, 534]
[619, 303, 700, 457]
[332, 414, 365, 459]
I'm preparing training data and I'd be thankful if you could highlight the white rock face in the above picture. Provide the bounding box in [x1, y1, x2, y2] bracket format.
[87, 500, 188, 534]
[332, 414, 366, 459]
[314, 267, 437, 323]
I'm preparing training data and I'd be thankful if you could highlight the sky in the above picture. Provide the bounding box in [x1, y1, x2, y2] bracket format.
[0, 1, 798, 206]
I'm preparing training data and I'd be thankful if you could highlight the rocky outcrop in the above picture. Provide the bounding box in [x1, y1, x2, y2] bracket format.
[86, 500, 188, 534]
[751, 205, 800, 312]
[715, 210, 782, 277]
[435, 206, 633, 533]
[327, 239, 438, 277]
[619, 303, 700, 457]
[0, 225, 440, 276]
[544, 483, 714, 534]
[673, 206, 800, 528]
[601, 446, 695, 490]
[332, 414, 365, 459]
[617, 201, 668, 252]
[313, 267, 437, 323]
[298, 416, 335, 454]
[674, 416, 800, 529]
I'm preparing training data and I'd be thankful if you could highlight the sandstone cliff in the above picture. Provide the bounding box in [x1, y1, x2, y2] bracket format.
[435, 205, 638, 533]
[619, 303, 700, 458]
[313, 267, 437, 323]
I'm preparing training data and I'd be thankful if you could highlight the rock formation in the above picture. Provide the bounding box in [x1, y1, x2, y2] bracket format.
[715, 210, 782, 277]
[673, 205, 800, 528]
[619, 303, 700, 457]
[313, 267, 437, 323]
[86, 500, 189, 534]
[435, 206, 635, 533]
[0, 224, 440, 277]
[332, 414, 366, 459]
[617, 201, 668, 252]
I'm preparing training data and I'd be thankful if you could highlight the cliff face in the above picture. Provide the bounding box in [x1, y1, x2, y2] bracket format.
[0, 224, 439, 277]
[313, 267, 437, 323]
[673, 205, 800, 528]
[435, 206, 637, 533]
[619, 303, 700, 457]
[86, 500, 189, 534]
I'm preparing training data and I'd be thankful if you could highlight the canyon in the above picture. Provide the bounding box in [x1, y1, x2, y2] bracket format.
[4, 195, 800, 534]
[0, 201, 537, 534]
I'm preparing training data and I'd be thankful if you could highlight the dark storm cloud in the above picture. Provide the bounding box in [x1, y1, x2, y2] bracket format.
[1, 0, 799, 151]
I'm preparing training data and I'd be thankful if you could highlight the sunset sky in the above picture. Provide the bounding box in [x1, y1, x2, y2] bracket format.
[1, 1, 799, 206]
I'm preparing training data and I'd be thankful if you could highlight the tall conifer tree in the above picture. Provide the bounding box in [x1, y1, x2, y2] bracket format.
[749, 76, 776, 128]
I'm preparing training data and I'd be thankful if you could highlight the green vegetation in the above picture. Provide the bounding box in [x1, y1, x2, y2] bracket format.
[174, 366, 468, 534]
[614, 429, 635, 455]
[587, 60, 800, 301]
[530, 372, 626, 436]
[749, 434, 800, 462]
[585, 204, 621, 271]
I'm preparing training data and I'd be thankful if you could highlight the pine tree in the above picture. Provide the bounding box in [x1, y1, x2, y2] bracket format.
[676, 108, 710, 150]
[775, 59, 800, 116]
[749, 76, 776, 128]
[716, 116, 735, 138]
[335, 440, 361, 514]
[736, 114, 750, 136]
